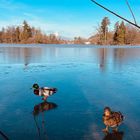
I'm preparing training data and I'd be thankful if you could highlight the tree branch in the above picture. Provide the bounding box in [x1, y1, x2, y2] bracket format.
[125, 0, 137, 25]
[90, 0, 140, 29]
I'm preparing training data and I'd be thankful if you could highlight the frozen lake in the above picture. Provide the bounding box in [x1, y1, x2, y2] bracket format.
[0, 45, 140, 140]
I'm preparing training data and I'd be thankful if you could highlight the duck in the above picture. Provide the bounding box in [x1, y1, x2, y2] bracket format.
[102, 107, 124, 132]
[32, 83, 57, 100]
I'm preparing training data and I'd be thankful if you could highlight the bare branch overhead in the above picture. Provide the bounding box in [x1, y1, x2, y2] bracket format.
[125, 0, 137, 25]
[90, 0, 140, 29]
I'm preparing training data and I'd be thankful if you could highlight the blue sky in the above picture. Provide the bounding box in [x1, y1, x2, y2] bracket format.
[0, 0, 140, 38]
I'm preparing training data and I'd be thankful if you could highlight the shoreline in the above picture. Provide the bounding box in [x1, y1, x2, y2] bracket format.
[0, 44, 140, 48]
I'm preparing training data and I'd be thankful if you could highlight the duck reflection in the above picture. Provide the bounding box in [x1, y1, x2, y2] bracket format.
[103, 131, 124, 140]
[33, 101, 58, 116]
[23, 48, 31, 69]
[33, 101, 57, 140]
[98, 48, 107, 72]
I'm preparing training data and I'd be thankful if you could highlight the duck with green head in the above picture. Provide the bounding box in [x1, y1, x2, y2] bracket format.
[32, 83, 57, 101]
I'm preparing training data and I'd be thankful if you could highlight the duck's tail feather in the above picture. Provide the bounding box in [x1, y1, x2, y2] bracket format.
[53, 88, 57, 93]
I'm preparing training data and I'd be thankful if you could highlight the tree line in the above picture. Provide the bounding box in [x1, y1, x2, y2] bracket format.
[0, 20, 66, 44]
[0, 18, 140, 45]
[89, 17, 140, 45]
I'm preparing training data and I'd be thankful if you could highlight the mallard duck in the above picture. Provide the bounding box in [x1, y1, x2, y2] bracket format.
[32, 83, 57, 100]
[103, 107, 124, 132]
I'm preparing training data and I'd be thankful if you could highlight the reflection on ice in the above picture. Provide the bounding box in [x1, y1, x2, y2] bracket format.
[103, 131, 124, 140]
[1, 46, 140, 73]
[33, 101, 57, 116]
[33, 101, 57, 139]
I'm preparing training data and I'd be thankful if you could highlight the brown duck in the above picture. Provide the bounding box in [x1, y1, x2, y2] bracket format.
[103, 107, 124, 132]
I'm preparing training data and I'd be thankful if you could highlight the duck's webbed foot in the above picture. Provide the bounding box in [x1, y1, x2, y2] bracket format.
[102, 126, 109, 133]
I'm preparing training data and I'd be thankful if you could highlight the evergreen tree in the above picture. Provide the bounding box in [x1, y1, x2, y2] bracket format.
[113, 22, 119, 44]
[15, 26, 20, 43]
[113, 21, 126, 45]
[99, 17, 110, 44]
[21, 20, 32, 41]
[119, 21, 126, 44]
